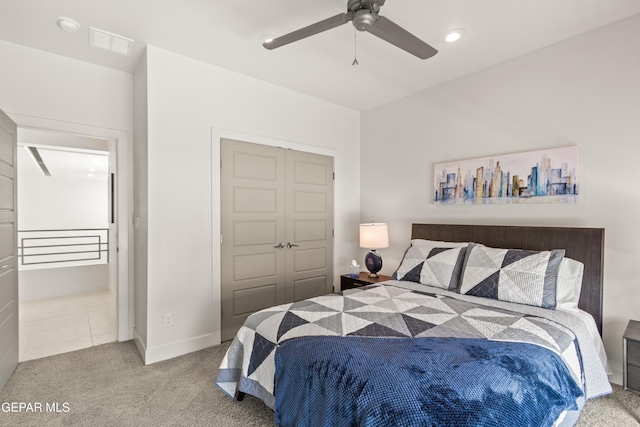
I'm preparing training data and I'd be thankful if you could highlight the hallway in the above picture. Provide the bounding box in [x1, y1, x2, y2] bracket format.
[18, 289, 116, 361]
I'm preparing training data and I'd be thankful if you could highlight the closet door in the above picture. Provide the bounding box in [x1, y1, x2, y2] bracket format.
[285, 150, 334, 302]
[220, 139, 334, 341]
[220, 139, 286, 342]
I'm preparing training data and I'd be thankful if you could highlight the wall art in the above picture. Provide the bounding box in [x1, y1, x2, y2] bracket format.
[434, 146, 579, 205]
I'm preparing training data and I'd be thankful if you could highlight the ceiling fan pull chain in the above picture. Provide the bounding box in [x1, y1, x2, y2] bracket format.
[352, 28, 359, 66]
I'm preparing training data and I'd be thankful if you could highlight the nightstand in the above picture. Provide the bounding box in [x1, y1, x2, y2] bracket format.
[340, 273, 392, 291]
[624, 319, 640, 394]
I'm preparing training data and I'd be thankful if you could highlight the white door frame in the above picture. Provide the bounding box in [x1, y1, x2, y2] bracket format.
[11, 113, 133, 341]
[211, 126, 337, 344]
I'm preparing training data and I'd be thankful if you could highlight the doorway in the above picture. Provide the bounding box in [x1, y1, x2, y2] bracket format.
[7, 111, 131, 342]
[16, 128, 117, 360]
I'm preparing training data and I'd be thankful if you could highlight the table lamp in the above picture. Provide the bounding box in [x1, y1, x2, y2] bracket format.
[359, 223, 389, 278]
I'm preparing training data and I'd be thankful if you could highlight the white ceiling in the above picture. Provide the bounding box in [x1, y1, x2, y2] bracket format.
[18, 146, 108, 179]
[2, 0, 640, 111]
[17, 128, 109, 179]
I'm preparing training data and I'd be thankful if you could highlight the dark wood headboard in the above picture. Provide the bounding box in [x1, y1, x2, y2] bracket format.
[411, 224, 605, 335]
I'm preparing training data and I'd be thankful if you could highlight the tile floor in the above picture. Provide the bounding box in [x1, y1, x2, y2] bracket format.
[18, 290, 117, 362]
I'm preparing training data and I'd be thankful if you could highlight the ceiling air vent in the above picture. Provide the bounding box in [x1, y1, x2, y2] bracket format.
[89, 27, 133, 55]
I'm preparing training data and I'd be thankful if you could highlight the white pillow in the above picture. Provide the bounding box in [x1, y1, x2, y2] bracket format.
[555, 257, 584, 311]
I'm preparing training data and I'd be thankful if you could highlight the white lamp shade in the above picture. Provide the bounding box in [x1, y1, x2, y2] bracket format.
[359, 223, 389, 249]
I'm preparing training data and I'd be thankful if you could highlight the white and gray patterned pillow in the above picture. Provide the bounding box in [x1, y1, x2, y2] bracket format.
[459, 243, 565, 309]
[392, 245, 467, 291]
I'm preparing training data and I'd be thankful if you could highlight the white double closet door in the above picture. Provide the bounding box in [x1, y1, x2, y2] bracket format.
[220, 139, 334, 341]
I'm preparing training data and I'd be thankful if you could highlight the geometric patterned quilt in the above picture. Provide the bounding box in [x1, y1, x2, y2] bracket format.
[215, 284, 583, 410]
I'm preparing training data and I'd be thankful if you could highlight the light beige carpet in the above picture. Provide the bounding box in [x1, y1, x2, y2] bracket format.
[0, 340, 637, 426]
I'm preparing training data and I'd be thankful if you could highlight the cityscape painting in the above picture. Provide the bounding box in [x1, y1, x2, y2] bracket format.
[434, 146, 579, 205]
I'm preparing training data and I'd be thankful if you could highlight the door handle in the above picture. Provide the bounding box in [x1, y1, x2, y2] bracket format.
[273, 243, 285, 249]
[286, 242, 299, 248]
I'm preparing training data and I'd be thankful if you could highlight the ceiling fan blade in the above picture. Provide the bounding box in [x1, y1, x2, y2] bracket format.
[366, 16, 438, 59]
[264, 13, 349, 50]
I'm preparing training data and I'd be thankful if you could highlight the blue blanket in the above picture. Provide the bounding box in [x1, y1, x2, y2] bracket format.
[274, 336, 583, 427]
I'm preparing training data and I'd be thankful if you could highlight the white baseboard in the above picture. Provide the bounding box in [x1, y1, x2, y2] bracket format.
[609, 364, 622, 387]
[133, 330, 147, 364]
[143, 333, 216, 365]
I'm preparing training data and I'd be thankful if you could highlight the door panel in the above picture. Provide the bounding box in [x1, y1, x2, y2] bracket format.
[293, 276, 327, 301]
[220, 139, 286, 341]
[233, 284, 277, 316]
[233, 253, 277, 280]
[294, 192, 327, 213]
[0, 109, 17, 389]
[0, 176, 13, 209]
[233, 153, 278, 180]
[0, 224, 14, 259]
[234, 221, 277, 246]
[234, 188, 277, 212]
[293, 248, 327, 272]
[294, 220, 327, 242]
[293, 161, 328, 185]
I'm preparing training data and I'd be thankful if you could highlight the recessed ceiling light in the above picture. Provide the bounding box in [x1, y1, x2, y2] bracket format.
[58, 17, 80, 33]
[442, 28, 466, 43]
[89, 27, 134, 55]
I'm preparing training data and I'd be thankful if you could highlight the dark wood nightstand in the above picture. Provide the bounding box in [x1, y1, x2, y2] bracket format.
[624, 319, 640, 394]
[340, 273, 392, 291]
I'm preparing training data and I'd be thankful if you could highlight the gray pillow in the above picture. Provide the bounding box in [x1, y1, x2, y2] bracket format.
[393, 245, 467, 291]
[459, 243, 565, 309]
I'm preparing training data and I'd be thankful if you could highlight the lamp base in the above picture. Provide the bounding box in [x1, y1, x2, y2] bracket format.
[364, 250, 383, 278]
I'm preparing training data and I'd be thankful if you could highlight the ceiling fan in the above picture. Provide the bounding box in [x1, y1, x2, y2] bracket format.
[263, 0, 438, 60]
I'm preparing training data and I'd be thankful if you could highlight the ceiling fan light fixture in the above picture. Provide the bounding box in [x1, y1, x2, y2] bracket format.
[442, 28, 466, 43]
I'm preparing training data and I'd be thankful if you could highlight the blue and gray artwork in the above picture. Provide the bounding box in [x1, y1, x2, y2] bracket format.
[434, 146, 579, 205]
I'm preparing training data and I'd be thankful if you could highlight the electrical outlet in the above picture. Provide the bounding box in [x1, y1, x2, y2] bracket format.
[164, 312, 173, 327]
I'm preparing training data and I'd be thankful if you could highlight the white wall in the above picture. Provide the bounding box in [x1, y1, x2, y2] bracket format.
[18, 175, 108, 229]
[360, 15, 640, 385]
[19, 264, 108, 301]
[17, 174, 109, 299]
[0, 41, 132, 132]
[138, 45, 360, 363]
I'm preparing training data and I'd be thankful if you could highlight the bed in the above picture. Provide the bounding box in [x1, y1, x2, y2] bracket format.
[216, 224, 611, 427]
